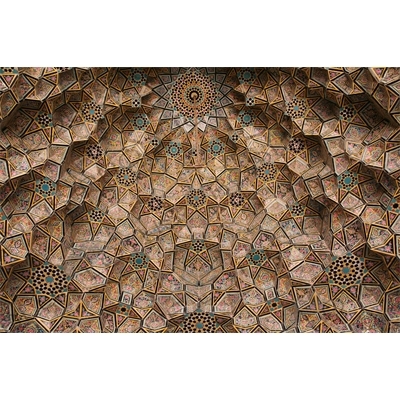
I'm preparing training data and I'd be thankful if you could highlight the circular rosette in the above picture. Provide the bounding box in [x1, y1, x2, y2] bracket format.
[182, 311, 216, 333]
[246, 249, 268, 266]
[170, 70, 217, 119]
[30, 262, 68, 297]
[326, 253, 366, 288]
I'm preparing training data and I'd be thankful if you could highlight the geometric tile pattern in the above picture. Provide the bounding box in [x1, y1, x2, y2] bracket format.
[1, 67, 400, 332]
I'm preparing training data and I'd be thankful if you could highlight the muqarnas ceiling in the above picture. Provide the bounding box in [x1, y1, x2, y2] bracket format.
[1, 67, 400, 333]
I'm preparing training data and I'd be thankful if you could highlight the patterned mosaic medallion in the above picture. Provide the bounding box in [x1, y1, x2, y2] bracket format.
[182, 311, 216, 333]
[326, 253, 366, 288]
[170, 69, 217, 119]
[0, 67, 400, 333]
[286, 97, 308, 119]
[30, 263, 68, 297]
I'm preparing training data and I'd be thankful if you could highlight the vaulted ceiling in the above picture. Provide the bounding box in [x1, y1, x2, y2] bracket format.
[1, 67, 400, 332]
